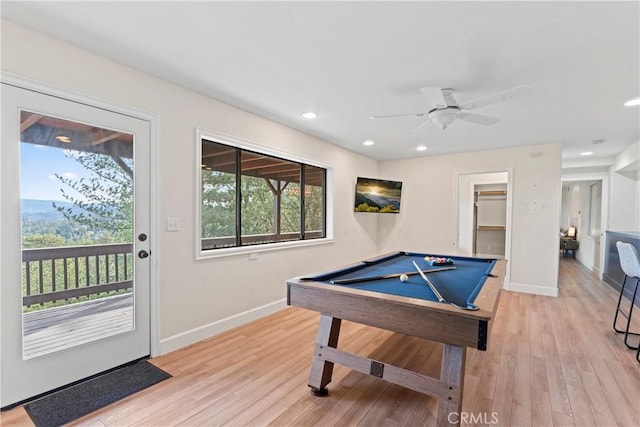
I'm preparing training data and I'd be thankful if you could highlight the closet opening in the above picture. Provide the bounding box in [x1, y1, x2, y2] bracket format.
[473, 184, 507, 258]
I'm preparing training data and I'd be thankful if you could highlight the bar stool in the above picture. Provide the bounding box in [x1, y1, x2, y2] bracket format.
[613, 241, 640, 351]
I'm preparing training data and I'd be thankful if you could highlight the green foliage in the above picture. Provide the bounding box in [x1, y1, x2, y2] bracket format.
[201, 171, 323, 242]
[304, 185, 323, 232]
[22, 233, 65, 249]
[281, 182, 301, 233]
[380, 205, 399, 213]
[241, 176, 275, 235]
[53, 151, 133, 243]
[201, 170, 237, 238]
[355, 202, 379, 212]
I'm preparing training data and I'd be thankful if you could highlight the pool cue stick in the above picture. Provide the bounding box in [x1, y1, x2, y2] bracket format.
[412, 260, 446, 303]
[329, 266, 455, 285]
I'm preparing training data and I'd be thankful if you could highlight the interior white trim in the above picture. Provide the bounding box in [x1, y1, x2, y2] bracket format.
[454, 168, 514, 287]
[198, 128, 334, 171]
[159, 298, 288, 355]
[0, 71, 162, 357]
[509, 282, 559, 297]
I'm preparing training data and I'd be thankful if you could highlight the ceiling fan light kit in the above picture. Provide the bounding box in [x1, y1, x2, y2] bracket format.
[371, 85, 530, 131]
[428, 108, 459, 130]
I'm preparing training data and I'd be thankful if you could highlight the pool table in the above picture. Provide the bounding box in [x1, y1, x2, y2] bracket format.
[286, 251, 505, 426]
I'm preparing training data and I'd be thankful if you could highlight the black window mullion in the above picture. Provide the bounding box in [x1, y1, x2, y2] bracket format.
[300, 164, 305, 240]
[275, 180, 281, 240]
[235, 148, 242, 247]
[322, 169, 327, 238]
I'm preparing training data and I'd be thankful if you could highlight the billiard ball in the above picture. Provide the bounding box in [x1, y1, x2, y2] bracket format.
[400, 274, 409, 282]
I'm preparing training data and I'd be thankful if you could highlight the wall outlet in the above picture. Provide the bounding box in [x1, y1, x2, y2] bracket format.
[248, 253, 258, 261]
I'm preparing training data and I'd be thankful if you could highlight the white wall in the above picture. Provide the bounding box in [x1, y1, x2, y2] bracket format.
[379, 144, 562, 297]
[1, 20, 380, 353]
[560, 185, 571, 229]
[609, 140, 640, 232]
[609, 170, 640, 232]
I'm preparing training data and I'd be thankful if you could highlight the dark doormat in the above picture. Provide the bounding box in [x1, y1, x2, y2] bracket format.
[24, 360, 171, 427]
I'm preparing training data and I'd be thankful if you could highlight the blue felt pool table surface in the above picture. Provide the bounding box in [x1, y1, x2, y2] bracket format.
[306, 251, 496, 309]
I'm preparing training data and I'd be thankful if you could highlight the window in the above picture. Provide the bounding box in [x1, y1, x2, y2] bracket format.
[199, 134, 327, 254]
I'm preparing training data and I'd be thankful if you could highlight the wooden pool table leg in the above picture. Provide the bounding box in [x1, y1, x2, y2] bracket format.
[308, 314, 342, 396]
[437, 344, 466, 426]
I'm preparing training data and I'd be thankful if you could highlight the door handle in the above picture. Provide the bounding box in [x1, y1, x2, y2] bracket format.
[138, 250, 150, 259]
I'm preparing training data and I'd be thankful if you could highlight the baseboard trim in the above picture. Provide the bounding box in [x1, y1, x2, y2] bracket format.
[159, 298, 288, 355]
[575, 255, 594, 271]
[508, 282, 558, 297]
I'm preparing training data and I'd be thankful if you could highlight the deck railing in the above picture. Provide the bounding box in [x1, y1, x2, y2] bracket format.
[23, 230, 325, 306]
[22, 243, 133, 307]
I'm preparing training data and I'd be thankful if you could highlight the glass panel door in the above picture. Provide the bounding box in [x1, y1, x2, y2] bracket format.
[1, 83, 151, 408]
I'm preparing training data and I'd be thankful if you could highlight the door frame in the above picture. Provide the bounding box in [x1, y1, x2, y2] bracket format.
[560, 172, 609, 280]
[454, 168, 513, 289]
[0, 72, 160, 358]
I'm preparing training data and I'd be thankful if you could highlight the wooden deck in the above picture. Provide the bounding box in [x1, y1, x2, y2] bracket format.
[23, 294, 133, 359]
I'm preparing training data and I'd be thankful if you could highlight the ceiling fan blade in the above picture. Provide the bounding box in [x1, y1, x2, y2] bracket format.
[419, 86, 447, 108]
[411, 118, 434, 133]
[441, 88, 459, 107]
[461, 85, 530, 110]
[370, 112, 428, 119]
[458, 112, 499, 126]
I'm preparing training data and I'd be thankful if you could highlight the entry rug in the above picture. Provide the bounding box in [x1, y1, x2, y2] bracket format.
[24, 360, 171, 427]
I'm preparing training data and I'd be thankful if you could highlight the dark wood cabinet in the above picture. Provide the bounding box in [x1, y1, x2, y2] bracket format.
[604, 231, 640, 305]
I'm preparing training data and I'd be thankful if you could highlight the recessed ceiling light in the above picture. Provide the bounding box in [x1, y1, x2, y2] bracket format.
[624, 97, 640, 107]
[56, 135, 71, 143]
[301, 112, 318, 119]
[416, 145, 428, 152]
[580, 151, 593, 156]
[363, 140, 375, 146]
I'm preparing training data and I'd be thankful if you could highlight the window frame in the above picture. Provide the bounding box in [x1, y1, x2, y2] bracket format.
[196, 129, 333, 260]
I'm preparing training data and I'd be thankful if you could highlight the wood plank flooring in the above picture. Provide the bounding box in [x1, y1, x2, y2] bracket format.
[2, 257, 638, 426]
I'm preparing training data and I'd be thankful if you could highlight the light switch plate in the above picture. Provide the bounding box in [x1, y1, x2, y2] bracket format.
[166, 217, 181, 231]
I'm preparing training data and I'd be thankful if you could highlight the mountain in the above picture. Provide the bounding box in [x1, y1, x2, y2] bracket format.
[21, 199, 81, 221]
[355, 192, 401, 211]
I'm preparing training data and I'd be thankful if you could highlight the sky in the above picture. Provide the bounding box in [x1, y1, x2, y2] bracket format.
[20, 143, 92, 201]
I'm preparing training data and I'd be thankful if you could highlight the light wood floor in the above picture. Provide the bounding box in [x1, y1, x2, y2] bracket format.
[2, 257, 639, 426]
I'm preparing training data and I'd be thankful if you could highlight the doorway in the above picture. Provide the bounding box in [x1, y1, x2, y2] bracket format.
[457, 171, 512, 287]
[560, 177, 607, 276]
[1, 83, 151, 407]
[473, 183, 508, 258]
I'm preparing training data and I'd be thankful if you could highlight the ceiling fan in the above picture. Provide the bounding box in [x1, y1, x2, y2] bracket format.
[370, 85, 530, 131]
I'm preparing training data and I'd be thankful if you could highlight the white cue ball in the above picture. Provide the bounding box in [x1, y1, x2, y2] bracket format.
[400, 274, 409, 282]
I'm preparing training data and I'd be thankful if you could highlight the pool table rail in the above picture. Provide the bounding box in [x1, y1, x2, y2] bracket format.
[287, 259, 505, 350]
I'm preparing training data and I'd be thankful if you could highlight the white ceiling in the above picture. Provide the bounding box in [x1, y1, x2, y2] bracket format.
[2, 1, 639, 162]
